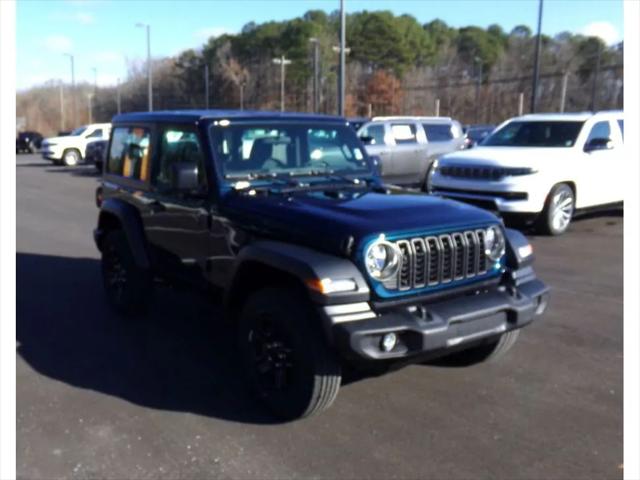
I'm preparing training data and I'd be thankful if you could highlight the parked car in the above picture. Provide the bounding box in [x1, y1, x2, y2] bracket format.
[85, 139, 108, 171]
[463, 124, 496, 148]
[41, 123, 111, 166]
[94, 110, 548, 420]
[357, 116, 465, 188]
[431, 111, 624, 235]
[16, 131, 43, 154]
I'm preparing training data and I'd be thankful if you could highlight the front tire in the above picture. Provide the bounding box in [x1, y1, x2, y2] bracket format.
[101, 230, 152, 315]
[238, 287, 341, 420]
[62, 148, 82, 167]
[537, 183, 574, 235]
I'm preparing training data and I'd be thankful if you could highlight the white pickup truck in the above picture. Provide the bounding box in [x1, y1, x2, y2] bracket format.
[41, 123, 111, 166]
[430, 111, 624, 235]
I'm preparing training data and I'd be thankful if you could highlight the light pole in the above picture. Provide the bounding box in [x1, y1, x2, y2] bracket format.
[530, 0, 544, 113]
[272, 55, 291, 112]
[338, 0, 346, 116]
[87, 92, 94, 124]
[92, 67, 97, 92]
[474, 56, 483, 123]
[136, 22, 153, 111]
[116, 78, 122, 114]
[589, 43, 602, 112]
[309, 37, 320, 112]
[240, 81, 245, 110]
[59, 81, 65, 131]
[332, 45, 350, 114]
[204, 63, 210, 109]
[64, 53, 76, 126]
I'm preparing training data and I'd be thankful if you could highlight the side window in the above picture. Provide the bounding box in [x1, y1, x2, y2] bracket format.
[153, 128, 207, 192]
[617, 119, 624, 140]
[88, 129, 103, 138]
[422, 123, 453, 142]
[106, 126, 151, 181]
[361, 124, 385, 145]
[391, 123, 417, 144]
[586, 121, 611, 143]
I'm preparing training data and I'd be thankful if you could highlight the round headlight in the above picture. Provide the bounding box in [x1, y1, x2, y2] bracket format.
[365, 240, 401, 280]
[484, 225, 506, 261]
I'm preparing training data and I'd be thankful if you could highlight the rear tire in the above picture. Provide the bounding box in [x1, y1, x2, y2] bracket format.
[101, 230, 152, 315]
[62, 148, 82, 167]
[428, 330, 520, 367]
[537, 183, 574, 235]
[238, 287, 342, 420]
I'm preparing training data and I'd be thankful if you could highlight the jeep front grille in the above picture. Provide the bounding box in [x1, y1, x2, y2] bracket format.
[391, 229, 490, 291]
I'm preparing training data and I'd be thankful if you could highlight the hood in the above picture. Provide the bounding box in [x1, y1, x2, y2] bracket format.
[43, 135, 76, 145]
[221, 188, 498, 256]
[439, 145, 576, 168]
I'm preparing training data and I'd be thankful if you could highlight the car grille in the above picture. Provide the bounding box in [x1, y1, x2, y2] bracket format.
[439, 165, 506, 180]
[389, 229, 491, 291]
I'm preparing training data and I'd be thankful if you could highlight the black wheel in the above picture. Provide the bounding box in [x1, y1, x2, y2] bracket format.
[428, 330, 520, 367]
[101, 230, 152, 315]
[238, 287, 341, 420]
[537, 183, 574, 235]
[62, 148, 82, 167]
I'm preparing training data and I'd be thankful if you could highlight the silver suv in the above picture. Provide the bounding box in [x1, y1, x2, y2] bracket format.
[357, 116, 465, 188]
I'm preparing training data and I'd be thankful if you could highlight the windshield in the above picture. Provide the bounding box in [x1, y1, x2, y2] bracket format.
[482, 121, 584, 147]
[210, 122, 373, 181]
[70, 126, 88, 136]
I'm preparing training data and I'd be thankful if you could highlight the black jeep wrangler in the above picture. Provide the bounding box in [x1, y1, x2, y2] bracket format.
[94, 110, 549, 420]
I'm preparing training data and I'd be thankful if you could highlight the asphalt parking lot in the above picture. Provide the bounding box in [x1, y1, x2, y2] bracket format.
[16, 153, 623, 480]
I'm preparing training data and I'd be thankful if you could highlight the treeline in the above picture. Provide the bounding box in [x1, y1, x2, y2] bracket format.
[17, 10, 623, 135]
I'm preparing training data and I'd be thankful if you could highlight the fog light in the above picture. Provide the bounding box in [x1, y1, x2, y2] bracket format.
[381, 333, 397, 352]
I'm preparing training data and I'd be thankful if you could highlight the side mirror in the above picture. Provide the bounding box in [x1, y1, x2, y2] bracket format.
[171, 163, 200, 192]
[584, 137, 614, 152]
[359, 135, 375, 145]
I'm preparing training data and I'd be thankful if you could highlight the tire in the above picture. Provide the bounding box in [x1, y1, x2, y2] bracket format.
[422, 162, 436, 193]
[537, 183, 575, 235]
[238, 287, 342, 420]
[62, 148, 82, 167]
[101, 229, 152, 315]
[429, 330, 521, 367]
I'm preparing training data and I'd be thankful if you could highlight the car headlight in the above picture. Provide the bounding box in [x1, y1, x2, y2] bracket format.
[365, 238, 401, 280]
[484, 225, 506, 261]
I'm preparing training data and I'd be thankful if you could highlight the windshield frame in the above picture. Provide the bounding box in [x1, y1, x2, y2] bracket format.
[207, 119, 377, 190]
[481, 120, 585, 148]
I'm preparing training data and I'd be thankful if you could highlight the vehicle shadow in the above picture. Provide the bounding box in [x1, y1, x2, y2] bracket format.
[506, 208, 622, 236]
[16, 252, 286, 425]
[44, 166, 101, 177]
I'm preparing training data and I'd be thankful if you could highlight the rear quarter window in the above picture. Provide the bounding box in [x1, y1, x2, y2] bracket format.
[422, 123, 454, 142]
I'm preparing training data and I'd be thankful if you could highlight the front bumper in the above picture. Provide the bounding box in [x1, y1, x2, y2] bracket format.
[326, 277, 549, 364]
[41, 146, 63, 161]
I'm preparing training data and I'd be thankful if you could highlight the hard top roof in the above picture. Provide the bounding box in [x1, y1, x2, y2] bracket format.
[112, 109, 348, 124]
[513, 110, 623, 122]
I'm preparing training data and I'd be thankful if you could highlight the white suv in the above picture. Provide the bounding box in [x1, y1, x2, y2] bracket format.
[41, 123, 111, 166]
[430, 111, 624, 235]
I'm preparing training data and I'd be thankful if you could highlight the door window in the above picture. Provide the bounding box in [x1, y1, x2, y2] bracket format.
[361, 124, 385, 145]
[153, 128, 207, 192]
[422, 123, 453, 142]
[390, 123, 417, 144]
[106, 126, 151, 181]
[586, 121, 611, 143]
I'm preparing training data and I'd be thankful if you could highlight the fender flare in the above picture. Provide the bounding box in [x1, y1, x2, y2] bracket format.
[95, 198, 150, 269]
[225, 240, 371, 307]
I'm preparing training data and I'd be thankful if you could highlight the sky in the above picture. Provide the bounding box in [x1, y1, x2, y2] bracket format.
[16, 0, 624, 91]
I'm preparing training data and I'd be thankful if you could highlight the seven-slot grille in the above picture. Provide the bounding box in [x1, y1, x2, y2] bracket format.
[392, 229, 490, 291]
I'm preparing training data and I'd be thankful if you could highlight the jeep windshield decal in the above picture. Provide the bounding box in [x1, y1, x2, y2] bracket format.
[211, 122, 374, 186]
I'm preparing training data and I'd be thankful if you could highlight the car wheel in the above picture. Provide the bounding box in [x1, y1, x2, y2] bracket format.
[422, 162, 437, 193]
[427, 330, 521, 367]
[238, 287, 342, 420]
[538, 183, 574, 235]
[62, 148, 81, 167]
[101, 230, 152, 315]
